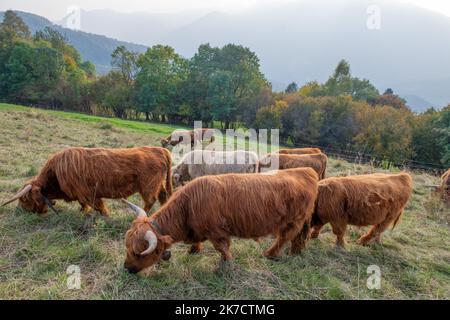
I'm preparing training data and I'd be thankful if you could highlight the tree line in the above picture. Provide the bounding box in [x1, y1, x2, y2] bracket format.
[0, 11, 449, 168]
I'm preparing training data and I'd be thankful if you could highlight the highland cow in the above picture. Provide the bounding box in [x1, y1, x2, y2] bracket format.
[277, 147, 322, 155]
[2, 147, 173, 216]
[122, 167, 319, 274]
[311, 172, 413, 247]
[172, 150, 259, 188]
[161, 128, 216, 149]
[259, 153, 327, 179]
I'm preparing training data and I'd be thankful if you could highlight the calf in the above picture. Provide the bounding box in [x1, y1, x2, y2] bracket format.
[311, 172, 413, 247]
[122, 167, 319, 274]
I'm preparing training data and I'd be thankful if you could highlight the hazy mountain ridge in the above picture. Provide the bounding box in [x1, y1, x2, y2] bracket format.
[67, 0, 450, 110]
[2, 1, 450, 111]
[0, 11, 148, 74]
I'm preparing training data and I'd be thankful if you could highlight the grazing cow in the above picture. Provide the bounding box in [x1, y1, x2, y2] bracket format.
[122, 167, 319, 274]
[277, 147, 322, 155]
[1, 147, 172, 216]
[161, 128, 216, 149]
[172, 150, 259, 188]
[259, 153, 327, 179]
[311, 172, 413, 247]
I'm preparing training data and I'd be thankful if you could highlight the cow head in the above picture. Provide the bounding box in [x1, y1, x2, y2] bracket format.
[161, 138, 170, 148]
[172, 165, 185, 188]
[2, 183, 55, 214]
[121, 199, 173, 275]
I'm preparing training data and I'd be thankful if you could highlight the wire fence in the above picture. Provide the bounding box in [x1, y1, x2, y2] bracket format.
[292, 143, 447, 176]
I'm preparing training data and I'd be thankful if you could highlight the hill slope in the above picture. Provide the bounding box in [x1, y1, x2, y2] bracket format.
[0, 104, 448, 299]
[0, 11, 148, 74]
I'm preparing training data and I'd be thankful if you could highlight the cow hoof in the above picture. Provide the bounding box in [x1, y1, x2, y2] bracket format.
[216, 260, 233, 273]
[356, 237, 371, 246]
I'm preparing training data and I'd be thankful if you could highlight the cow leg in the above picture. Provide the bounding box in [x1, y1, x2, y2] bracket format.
[92, 199, 109, 217]
[157, 186, 168, 205]
[357, 219, 391, 246]
[330, 222, 347, 248]
[188, 242, 204, 254]
[210, 237, 232, 262]
[265, 222, 300, 259]
[290, 220, 311, 255]
[311, 223, 324, 239]
[142, 195, 157, 213]
[79, 202, 92, 213]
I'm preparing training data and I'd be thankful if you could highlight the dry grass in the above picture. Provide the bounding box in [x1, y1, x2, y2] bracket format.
[0, 104, 449, 300]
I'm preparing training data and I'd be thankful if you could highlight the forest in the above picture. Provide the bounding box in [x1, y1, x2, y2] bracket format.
[0, 10, 449, 169]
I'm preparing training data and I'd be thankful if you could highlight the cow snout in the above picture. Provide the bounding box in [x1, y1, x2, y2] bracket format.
[124, 264, 139, 274]
[162, 250, 171, 261]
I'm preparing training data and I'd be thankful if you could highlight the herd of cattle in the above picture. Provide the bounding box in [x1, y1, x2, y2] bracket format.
[2, 129, 449, 275]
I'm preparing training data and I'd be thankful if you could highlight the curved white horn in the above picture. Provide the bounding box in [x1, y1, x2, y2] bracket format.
[140, 230, 158, 256]
[121, 198, 147, 217]
[2, 185, 32, 206]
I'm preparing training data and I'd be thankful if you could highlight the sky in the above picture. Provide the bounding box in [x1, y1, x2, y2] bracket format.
[1, 0, 450, 21]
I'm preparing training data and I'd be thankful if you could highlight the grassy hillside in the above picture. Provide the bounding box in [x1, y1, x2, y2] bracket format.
[0, 104, 448, 299]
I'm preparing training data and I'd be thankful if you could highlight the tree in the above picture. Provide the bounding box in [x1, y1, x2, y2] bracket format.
[285, 82, 298, 93]
[354, 105, 413, 162]
[135, 45, 187, 122]
[185, 43, 267, 128]
[434, 105, 450, 166]
[254, 100, 287, 130]
[111, 45, 138, 84]
[0, 10, 31, 40]
[371, 88, 408, 110]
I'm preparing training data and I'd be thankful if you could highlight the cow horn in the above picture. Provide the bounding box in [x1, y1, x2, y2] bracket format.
[140, 230, 158, 256]
[121, 198, 147, 217]
[1, 185, 32, 206]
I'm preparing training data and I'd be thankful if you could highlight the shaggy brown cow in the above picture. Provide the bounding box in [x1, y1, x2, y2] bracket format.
[277, 147, 322, 155]
[311, 172, 413, 247]
[122, 167, 319, 274]
[259, 153, 327, 179]
[161, 128, 215, 148]
[1, 147, 173, 216]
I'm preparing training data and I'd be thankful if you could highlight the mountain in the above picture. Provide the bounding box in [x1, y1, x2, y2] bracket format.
[0, 11, 147, 74]
[65, 0, 450, 111]
[57, 9, 201, 48]
[3, 1, 450, 111]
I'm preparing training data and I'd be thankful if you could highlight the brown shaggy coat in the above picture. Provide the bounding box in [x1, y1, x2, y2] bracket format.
[440, 169, 450, 201]
[259, 153, 327, 179]
[311, 172, 413, 247]
[277, 147, 322, 155]
[161, 128, 215, 148]
[124, 167, 319, 273]
[10, 147, 172, 215]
